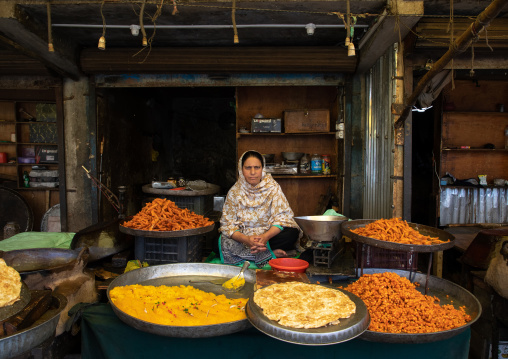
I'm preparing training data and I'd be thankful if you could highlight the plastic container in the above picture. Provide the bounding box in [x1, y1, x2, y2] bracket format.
[322, 154, 331, 174]
[310, 154, 322, 174]
[0, 152, 7, 163]
[23, 171, 30, 187]
[268, 258, 309, 273]
[134, 235, 203, 265]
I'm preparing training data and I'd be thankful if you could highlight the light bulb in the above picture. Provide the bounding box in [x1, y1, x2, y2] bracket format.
[348, 42, 355, 56]
[98, 36, 106, 50]
[142, 36, 148, 47]
[305, 23, 316, 36]
[130, 25, 140, 36]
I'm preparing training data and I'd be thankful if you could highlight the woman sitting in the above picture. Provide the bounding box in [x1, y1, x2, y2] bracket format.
[218, 150, 301, 268]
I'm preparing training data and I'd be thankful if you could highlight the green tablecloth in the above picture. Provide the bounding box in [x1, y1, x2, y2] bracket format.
[80, 304, 471, 359]
[0, 232, 74, 251]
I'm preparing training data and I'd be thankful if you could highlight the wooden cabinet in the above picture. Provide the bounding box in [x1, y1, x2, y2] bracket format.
[235, 86, 341, 216]
[0, 88, 65, 230]
[438, 80, 508, 225]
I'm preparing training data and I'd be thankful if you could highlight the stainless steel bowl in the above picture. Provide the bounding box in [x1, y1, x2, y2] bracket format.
[262, 154, 275, 163]
[282, 152, 304, 161]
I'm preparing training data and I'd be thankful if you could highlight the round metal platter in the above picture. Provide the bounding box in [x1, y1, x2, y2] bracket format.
[0, 282, 30, 321]
[141, 183, 220, 196]
[356, 269, 482, 343]
[119, 222, 214, 238]
[341, 219, 455, 253]
[246, 285, 370, 346]
[0, 293, 67, 359]
[107, 263, 255, 338]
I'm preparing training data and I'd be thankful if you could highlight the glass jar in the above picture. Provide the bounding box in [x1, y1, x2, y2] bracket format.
[322, 154, 331, 174]
[310, 154, 322, 174]
[299, 153, 310, 174]
[3, 222, 20, 240]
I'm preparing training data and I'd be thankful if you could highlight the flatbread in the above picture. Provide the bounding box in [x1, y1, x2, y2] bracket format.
[0, 258, 22, 307]
[253, 281, 356, 329]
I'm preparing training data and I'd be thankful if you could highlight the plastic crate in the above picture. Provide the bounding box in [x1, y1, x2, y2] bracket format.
[356, 245, 418, 270]
[135, 235, 203, 265]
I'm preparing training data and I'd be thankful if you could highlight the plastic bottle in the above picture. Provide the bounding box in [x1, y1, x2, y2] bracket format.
[23, 171, 30, 188]
[310, 154, 322, 174]
[299, 153, 310, 173]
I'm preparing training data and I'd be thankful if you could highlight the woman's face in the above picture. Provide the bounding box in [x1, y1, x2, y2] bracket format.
[242, 156, 263, 186]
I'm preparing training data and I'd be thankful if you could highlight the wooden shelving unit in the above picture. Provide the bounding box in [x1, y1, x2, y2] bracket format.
[235, 86, 341, 216]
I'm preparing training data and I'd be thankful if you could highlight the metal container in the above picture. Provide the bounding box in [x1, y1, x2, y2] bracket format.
[357, 269, 482, 343]
[107, 263, 255, 338]
[0, 293, 67, 359]
[341, 219, 455, 253]
[294, 215, 348, 242]
[281, 152, 304, 161]
[246, 285, 370, 345]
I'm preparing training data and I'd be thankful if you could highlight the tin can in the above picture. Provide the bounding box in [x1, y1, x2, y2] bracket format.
[322, 155, 331, 174]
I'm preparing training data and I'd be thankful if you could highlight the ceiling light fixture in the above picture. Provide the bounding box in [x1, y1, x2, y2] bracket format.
[305, 23, 316, 36]
[130, 24, 140, 36]
[98, 0, 106, 50]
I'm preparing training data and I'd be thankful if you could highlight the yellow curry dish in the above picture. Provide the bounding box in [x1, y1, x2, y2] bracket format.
[109, 284, 248, 326]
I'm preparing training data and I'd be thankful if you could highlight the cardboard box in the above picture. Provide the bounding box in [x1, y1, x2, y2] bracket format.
[251, 118, 282, 133]
[284, 109, 330, 133]
[39, 146, 58, 163]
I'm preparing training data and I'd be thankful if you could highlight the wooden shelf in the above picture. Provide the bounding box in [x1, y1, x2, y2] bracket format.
[16, 187, 59, 191]
[443, 148, 508, 151]
[273, 174, 338, 179]
[237, 132, 336, 136]
[17, 142, 57, 146]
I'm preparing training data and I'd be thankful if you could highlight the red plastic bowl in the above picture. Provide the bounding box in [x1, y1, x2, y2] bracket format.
[269, 258, 309, 273]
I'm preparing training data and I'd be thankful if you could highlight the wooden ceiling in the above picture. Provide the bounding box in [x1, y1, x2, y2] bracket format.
[0, 0, 507, 79]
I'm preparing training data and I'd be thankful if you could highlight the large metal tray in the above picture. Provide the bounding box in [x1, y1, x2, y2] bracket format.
[0, 293, 67, 359]
[354, 269, 482, 343]
[107, 263, 255, 338]
[246, 285, 370, 346]
[119, 222, 214, 238]
[341, 219, 455, 253]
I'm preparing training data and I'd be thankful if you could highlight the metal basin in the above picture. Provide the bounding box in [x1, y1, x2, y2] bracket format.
[0, 293, 67, 359]
[355, 269, 482, 343]
[107, 263, 255, 338]
[294, 216, 348, 242]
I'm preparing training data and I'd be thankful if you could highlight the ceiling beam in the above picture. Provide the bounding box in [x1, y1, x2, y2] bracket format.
[0, 3, 82, 80]
[80, 47, 357, 74]
[356, 1, 424, 74]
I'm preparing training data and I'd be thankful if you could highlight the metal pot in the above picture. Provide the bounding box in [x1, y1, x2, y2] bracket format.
[282, 152, 304, 161]
[262, 154, 275, 163]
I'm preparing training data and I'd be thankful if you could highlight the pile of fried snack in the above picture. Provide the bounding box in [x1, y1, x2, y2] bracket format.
[122, 198, 213, 231]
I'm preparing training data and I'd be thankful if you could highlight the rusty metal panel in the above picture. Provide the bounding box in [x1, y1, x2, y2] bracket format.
[439, 187, 508, 226]
[93, 74, 346, 88]
[363, 46, 396, 220]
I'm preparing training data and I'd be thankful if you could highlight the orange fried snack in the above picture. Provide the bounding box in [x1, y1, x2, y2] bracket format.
[123, 198, 213, 231]
[351, 218, 445, 245]
[343, 272, 471, 333]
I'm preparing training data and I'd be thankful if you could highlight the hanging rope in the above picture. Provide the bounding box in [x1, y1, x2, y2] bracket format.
[46, 1, 54, 52]
[232, 0, 239, 44]
[172, 0, 178, 15]
[449, 0, 455, 89]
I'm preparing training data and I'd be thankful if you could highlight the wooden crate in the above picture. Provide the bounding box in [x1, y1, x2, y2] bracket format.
[284, 109, 330, 133]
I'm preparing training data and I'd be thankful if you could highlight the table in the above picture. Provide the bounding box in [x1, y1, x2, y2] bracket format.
[80, 304, 471, 359]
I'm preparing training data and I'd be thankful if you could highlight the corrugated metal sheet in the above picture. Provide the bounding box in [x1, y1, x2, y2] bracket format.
[363, 45, 396, 219]
[440, 187, 508, 225]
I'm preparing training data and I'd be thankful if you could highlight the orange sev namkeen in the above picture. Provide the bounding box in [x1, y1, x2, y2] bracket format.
[343, 272, 471, 333]
[351, 217, 446, 245]
[109, 284, 248, 326]
[122, 198, 213, 231]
